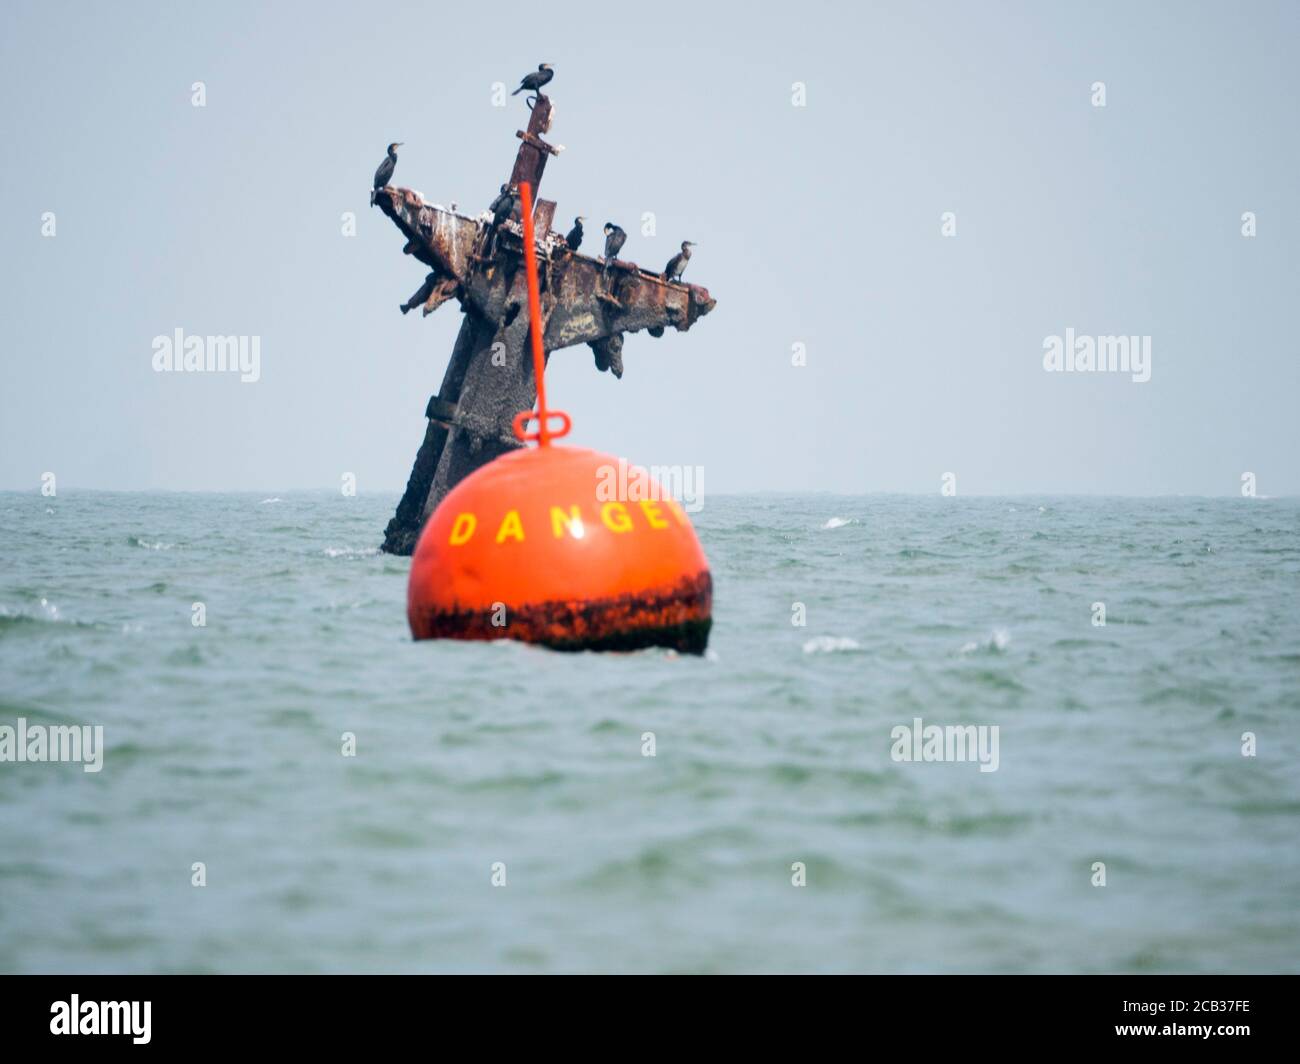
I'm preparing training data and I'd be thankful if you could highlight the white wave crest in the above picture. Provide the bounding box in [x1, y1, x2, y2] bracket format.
[322, 546, 381, 559]
[960, 628, 1011, 654]
[803, 635, 861, 655]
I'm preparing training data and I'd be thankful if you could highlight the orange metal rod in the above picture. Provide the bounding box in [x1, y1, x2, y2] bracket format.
[517, 181, 551, 446]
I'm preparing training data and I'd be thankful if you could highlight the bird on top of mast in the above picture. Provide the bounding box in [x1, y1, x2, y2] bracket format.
[512, 63, 554, 100]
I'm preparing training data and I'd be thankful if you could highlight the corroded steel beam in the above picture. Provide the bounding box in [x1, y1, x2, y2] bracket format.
[376, 186, 716, 351]
[508, 95, 558, 211]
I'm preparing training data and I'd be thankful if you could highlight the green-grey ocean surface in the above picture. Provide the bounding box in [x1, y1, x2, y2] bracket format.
[1, 491, 1297, 973]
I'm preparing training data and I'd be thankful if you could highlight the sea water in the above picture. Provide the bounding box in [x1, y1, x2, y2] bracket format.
[1, 491, 1297, 973]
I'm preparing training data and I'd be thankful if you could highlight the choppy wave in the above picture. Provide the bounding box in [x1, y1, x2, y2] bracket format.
[322, 546, 381, 559]
[128, 536, 175, 551]
[802, 635, 861, 654]
[960, 628, 1011, 654]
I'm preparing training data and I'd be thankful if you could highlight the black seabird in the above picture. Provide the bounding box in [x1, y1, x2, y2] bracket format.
[663, 240, 696, 283]
[602, 223, 627, 274]
[489, 184, 516, 228]
[512, 63, 554, 97]
[565, 216, 585, 251]
[371, 142, 402, 206]
[484, 184, 517, 255]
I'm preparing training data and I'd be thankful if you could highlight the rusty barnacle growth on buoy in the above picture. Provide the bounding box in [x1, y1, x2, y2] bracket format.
[373, 91, 716, 555]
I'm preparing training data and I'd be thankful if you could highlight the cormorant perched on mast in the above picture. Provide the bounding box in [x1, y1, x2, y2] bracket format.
[663, 241, 696, 283]
[489, 183, 516, 227]
[485, 183, 517, 255]
[512, 63, 554, 98]
[602, 223, 626, 277]
[565, 216, 585, 251]
[371, 142, 402, 206]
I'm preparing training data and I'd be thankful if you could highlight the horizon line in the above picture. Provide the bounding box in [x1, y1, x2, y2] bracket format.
[2, 487, 1294, 500]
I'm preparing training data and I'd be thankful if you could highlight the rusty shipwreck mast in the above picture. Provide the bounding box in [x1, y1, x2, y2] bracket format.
[372, 90, 717, 555]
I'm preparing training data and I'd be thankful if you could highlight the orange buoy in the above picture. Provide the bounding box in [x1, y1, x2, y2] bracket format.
[406, 179, 713, 653]
[407, 445, 712, 652]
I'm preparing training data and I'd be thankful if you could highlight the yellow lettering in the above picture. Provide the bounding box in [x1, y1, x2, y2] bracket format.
[663, 498, 690, 527]
[550, 505, 585, 539]
[448, 512, 476, 545]
[639, 499, 669, 529]
[495, 510, 525, 543]
[600, 501, 633, 533]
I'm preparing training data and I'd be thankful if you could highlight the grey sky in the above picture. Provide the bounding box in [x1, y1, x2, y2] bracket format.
[2, 0, 1296, 495]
